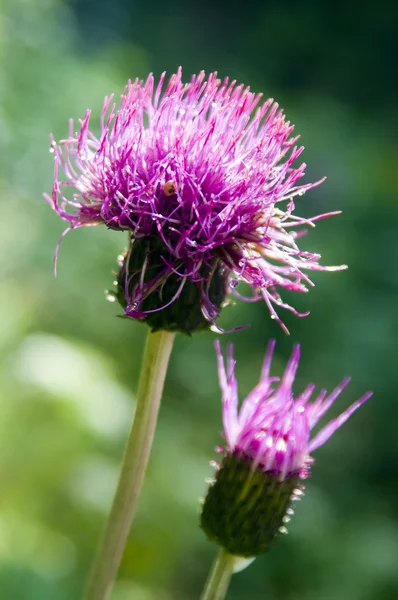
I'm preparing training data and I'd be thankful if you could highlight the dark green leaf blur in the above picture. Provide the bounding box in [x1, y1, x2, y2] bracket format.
[1, 0, 397, 598]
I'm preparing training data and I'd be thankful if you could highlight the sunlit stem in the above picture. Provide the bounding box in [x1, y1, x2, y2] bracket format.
[200, 549, 236, 600]
[84, 330, 175, 600]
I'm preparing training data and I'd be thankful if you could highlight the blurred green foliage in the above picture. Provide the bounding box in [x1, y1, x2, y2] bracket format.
[1, 0, 397, 598]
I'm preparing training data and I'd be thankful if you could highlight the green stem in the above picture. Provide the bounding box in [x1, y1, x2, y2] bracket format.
[200, 549, 235, 600]
[84, 330, 175, 600]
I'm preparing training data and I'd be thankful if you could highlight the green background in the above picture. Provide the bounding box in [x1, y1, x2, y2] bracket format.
[1, 0, 397, 598]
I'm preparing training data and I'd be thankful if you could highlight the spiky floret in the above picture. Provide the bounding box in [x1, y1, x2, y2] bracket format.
[46, 68, 345, 332]
[200, 341, 372, 556]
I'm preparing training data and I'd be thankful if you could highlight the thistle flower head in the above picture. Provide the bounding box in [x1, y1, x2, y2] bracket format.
[46, 68, 345, 333]
[200, 341, 372, 557]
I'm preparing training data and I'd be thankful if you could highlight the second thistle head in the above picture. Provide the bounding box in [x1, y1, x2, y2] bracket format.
[200, 341, 372, 557]
[47, 69, 345, 333]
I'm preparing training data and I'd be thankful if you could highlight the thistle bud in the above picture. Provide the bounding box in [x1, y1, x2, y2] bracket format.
[201, 341, 372, 557]
[201, 452, 301, 556]
[113, 237, 228, 334]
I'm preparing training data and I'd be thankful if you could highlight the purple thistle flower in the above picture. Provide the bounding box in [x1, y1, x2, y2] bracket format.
[46, 68, 345, 333]
[200, 341, 372, 556]
[217, 340, 372, 477]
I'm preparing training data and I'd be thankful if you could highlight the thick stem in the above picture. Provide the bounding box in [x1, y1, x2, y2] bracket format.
[200, 549, 235, 600]
[84, 330, 175, 600]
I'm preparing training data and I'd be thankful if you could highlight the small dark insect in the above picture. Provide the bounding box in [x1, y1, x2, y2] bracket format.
[163, 180, 177, 196]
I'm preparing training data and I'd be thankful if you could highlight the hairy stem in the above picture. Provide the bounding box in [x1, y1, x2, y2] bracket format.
[200, 549, 235, 600]
[84, 330, 175, 600]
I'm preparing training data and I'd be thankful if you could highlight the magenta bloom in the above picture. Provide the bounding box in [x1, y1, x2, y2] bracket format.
[46, 68, 345, 332]
[201, 341, 372, 556]
[216, 340, 371, 478]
